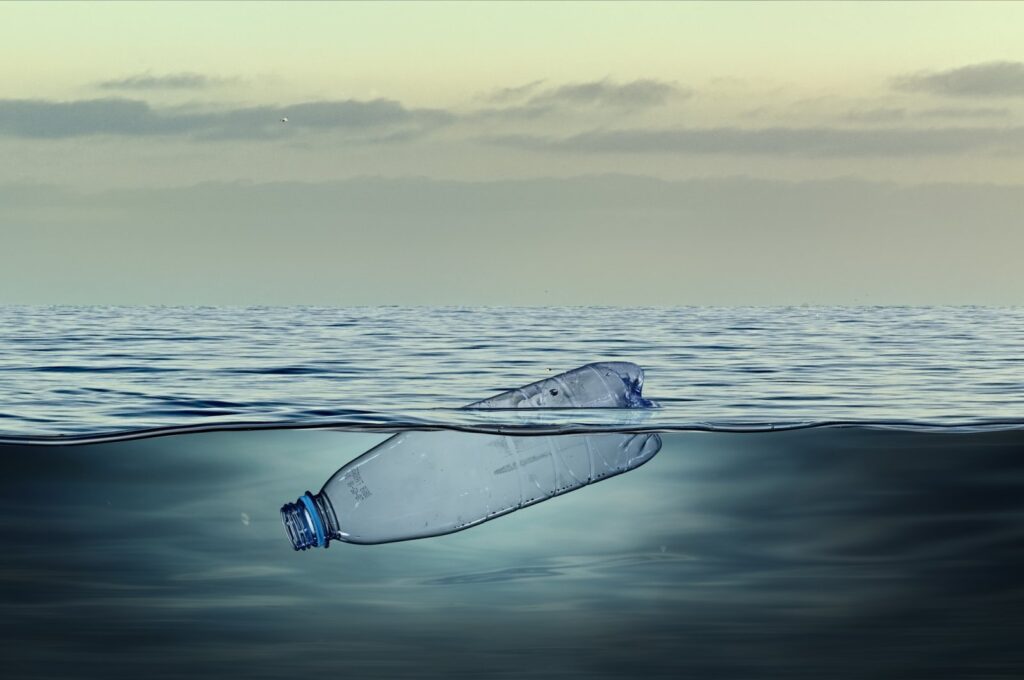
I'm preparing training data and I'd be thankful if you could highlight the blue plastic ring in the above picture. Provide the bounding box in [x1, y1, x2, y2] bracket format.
[300, 493, 326, 548]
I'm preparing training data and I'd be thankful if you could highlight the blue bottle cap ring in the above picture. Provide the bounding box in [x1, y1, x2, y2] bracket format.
[299, 492, 326, 548]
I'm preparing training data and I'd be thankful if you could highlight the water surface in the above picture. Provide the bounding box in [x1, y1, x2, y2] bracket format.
[2, 306, 1023, 437]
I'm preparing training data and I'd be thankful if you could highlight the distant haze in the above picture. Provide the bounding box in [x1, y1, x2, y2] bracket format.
[1, 2, 1023, 304]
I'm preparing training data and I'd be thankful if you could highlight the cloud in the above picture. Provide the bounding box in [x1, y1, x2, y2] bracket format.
[480, 79, 546, 103]
[917, 106, 1011, 119]
[894, 61, 1024, 98]
[468, 78, 691, 121]
[845, 107, 906, 123]
[527, 78, 689, 108]
[0, 97, 455, 140]
[482, 125, 1024, 157]
[470, 102, 556, 122]
[97, 72, 236, 90]
[484, 78, 686, 109]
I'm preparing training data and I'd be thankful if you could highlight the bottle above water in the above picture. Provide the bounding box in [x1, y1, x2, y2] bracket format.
[281, 362, 661, 549]
[467, 361, 657, 409]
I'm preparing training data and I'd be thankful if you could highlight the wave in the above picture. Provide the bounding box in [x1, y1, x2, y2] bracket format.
[4, 412, 1024, 446]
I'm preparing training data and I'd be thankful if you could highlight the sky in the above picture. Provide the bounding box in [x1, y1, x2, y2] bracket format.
[2, 1, 1023, 305]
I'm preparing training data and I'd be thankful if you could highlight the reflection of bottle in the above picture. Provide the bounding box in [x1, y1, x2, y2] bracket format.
[281, 362, 659, 549]
[283, 432, 661, 547]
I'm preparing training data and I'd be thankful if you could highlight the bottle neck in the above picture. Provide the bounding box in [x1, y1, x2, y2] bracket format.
[280, 491, 340, 550]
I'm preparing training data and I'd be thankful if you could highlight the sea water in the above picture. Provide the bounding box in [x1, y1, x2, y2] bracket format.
[0, 306, 1022, 679]
[3, 305, 1023, 436]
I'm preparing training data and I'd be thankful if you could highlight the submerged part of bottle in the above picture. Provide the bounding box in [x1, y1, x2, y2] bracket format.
[282, 361, 660, 549]
[282, 431, 662, 548]
[468, 361, 658, 409]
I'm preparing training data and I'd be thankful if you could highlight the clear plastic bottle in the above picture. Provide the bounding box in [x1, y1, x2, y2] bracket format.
[281, 362, 660, 548]
[466, 361, 657, 409]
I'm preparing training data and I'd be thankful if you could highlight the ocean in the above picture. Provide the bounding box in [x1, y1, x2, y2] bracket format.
[1, 306, 1022, 679]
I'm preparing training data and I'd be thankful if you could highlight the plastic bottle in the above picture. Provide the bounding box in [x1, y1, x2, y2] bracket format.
[467, 361, 657, 409]
[281, 362, 660, 548]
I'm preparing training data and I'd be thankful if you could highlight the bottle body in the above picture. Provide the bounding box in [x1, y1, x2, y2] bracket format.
[304, 431, 661, 545]
[282, 362, 660, 549]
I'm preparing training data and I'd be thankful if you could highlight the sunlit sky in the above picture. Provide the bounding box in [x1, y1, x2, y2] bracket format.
[2, 2, 1022, 304]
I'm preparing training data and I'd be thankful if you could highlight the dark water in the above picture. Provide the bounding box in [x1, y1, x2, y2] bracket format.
[3, 425, 1023, 679]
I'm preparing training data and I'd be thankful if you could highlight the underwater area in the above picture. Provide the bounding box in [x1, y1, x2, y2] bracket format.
[1, 306, 1023, 678]
[2, 426, 1024, 679]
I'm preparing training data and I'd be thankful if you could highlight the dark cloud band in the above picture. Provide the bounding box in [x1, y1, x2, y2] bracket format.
[527, 78, 690, 108]
[482, 125, 1024, 157]
[894, 62, 1024, 98]
[0, 98, 455, 140]
[98, 72, 229, 90]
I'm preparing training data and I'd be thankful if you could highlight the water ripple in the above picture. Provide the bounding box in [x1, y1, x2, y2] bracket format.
[1, 305, 1023, 437]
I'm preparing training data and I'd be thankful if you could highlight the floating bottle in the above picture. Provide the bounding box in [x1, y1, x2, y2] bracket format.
[281, 362, 660, 548]
[466, 361, 657, 409]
